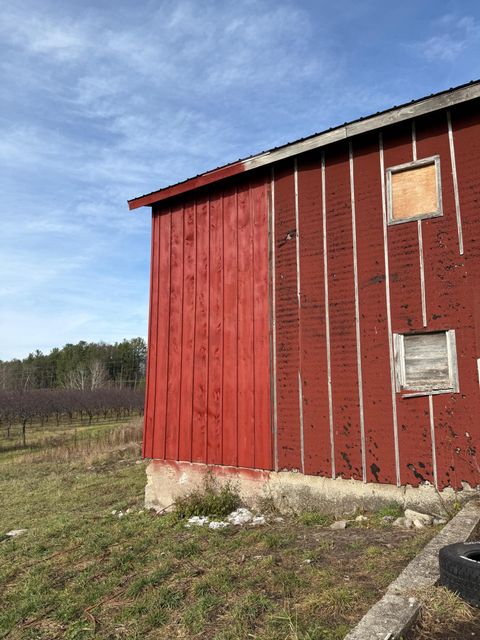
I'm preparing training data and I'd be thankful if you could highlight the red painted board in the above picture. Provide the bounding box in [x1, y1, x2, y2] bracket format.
[274, 160, 301, 470]
[151, 211, 171, 459]
[191, 198, 209, 462]
[325, 143, 362, 479]
[252, 178, 272, 470]
[353, 134, 397, 484]
[297, 152, 332, 476]
[143, 211, 160, 458]
[237, 180, 255, 468]
[178, 201, 196, 462]
[165, 205, 184, 460]
[207, 192, 224, 464]
[222, 187, 239, 466]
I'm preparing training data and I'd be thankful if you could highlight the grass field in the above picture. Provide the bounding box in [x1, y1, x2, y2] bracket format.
[0, 418, 438, 640]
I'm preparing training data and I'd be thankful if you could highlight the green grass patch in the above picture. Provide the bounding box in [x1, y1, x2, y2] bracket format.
[0, 418, 437, 640]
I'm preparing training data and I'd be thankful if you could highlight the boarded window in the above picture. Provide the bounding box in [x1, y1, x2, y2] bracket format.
[387, 156, 442, 224]
[394, 330, 458, 395]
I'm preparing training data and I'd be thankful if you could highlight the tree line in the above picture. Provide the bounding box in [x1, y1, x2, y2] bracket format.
[0, 338, 147, 391]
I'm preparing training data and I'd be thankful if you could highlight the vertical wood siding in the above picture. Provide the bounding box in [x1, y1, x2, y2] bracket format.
[270, 103, 480, 488]
[144, 175, 272, 471]
[144, 101, 480, 490]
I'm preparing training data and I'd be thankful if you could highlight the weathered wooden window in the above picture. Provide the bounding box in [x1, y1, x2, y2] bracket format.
[394, 330, 458, 395]
[386, 156, 442, 224]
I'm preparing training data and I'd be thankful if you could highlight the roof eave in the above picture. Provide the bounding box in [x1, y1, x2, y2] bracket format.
[128, 80, 480, 210]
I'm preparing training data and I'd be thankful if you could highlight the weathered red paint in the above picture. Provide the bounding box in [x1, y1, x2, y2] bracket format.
[274, 160, 301, 470]
[140, 94, 480, 491]
[353, 133, 397, 485]
[297, 151, 331, 477]
[143, 175, 272, 471]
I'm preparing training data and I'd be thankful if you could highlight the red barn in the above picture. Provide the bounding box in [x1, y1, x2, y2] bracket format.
[129, 81, 480, 513]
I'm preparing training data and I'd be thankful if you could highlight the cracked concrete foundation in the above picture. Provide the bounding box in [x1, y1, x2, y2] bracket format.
[145, 460, 478, 515]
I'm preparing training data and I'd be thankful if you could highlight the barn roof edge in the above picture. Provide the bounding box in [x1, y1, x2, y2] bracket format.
[128, 79, 480, 211]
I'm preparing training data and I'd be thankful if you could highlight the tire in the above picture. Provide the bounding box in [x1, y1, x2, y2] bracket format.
[439, 542, 480, 607]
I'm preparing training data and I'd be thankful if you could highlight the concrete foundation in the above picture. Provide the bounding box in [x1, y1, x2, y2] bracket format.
[145, 460, 479, 516]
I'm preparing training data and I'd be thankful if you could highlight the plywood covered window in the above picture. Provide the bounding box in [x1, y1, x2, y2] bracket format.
[394, 330, 459, 395]
[386, 156, 442, 224]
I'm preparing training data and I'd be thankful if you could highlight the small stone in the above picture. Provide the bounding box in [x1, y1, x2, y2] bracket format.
[303, 558, 312, 564]
[393, 517, 407, 527]
[413, 519, 425, 529]
[433, 517, 447, 526]
[274, 516, 284, 522]
[126, 509, 132, 514]
[135, 460, 142, 464]
[330, 520, 348, 530]
[227, 508, 254, 525]
[250, 516, 266, 526]
[382, 515, 395, 522]
[404, 509, 433, 526]
[111, 510, 117, 515]
[118, 512, 124, 518]
[187, 516, 209, 526]
[355, 515, 368, 522]
[6, 529, 27, 538]
[209, 521, 229, 530]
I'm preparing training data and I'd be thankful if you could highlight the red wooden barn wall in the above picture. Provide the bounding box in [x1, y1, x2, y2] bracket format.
[273, 100, 480, 489]
[143, 173, 272, 470]
[144, 100, 480, 490]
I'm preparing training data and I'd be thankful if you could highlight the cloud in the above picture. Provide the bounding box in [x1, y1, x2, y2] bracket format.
[408, 14, 480, 62]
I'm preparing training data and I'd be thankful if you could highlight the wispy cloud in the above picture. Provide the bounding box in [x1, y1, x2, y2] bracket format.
[407, 14, 480, 62]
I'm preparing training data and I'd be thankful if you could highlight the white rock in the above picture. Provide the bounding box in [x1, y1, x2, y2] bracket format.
[330, 520, 348, 530]
[355, 515, 368, 522]
[126, 509, 132, 514]
[118, 512, 124, 518]
[393, 517, 407, 527]
[274, 516, 284, 522]
[404, 509, 433, 526]
[6, 529, 27, 538]
[303, 558, 312, 564]
[187, 516, 209, 526]
[250, 516, 266, 526]
[209, 521, 229, 530]
[111, 510, 117, 515]
[433, 517, 447, 526]
[382, 515, 395, 522]
[227, 508, 254, 525]
[412, 519, 425, 529]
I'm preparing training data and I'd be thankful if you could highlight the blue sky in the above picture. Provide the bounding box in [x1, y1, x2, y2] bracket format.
[1, 0, 479, 360]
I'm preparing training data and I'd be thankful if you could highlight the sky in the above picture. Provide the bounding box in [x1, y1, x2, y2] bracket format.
[1, 0, 480, 360]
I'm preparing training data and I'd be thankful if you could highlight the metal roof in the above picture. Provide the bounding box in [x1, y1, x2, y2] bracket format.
[128, 79, 480, 210]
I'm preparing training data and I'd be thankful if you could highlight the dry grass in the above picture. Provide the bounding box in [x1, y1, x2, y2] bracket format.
[408, 585, 475, 639]
[20, 419, 143, 466]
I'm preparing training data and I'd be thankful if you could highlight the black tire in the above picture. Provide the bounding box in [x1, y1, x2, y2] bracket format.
[439, 542, 480, 607]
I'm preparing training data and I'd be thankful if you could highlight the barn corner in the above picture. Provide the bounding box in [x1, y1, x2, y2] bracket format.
[130, 80, 480, 516]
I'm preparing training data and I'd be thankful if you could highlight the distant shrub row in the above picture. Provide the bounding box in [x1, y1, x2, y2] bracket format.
[0, 388, 144, 436]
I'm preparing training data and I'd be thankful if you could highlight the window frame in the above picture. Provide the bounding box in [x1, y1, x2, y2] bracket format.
[393, 330, 459, 397]
[386, 155, 443, 226]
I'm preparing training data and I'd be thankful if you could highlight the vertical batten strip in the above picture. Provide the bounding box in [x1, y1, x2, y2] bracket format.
[413, 121, 428, 327]
[379, 133, 401, 486]
[349, 143, 366, 482]
[429, 394, 438, 488]
[447, 110, 464, 256]
[294, 158, 305, 473]
[322, 152, 335, 479]
[412, 120, 417, 161]
[270, 169, 279, 471]
[418, 221, 427, 326]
